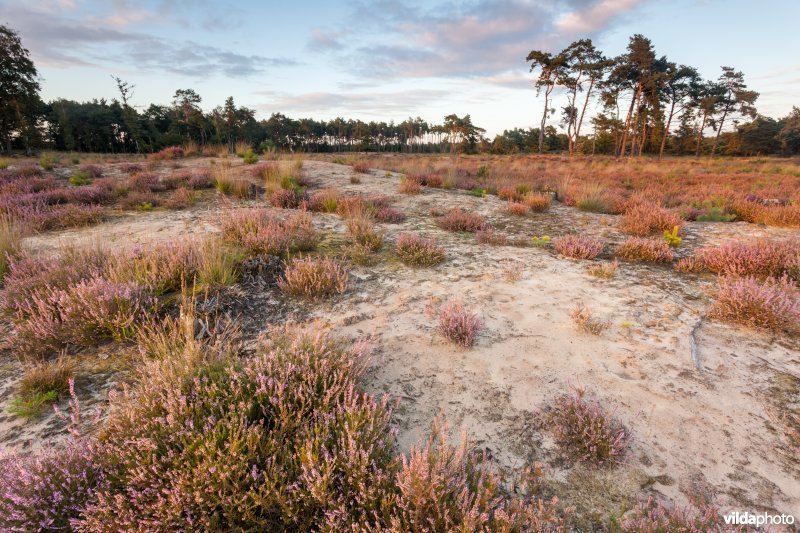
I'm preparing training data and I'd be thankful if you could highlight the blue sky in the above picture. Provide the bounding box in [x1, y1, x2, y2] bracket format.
[2, 0, 798, 136]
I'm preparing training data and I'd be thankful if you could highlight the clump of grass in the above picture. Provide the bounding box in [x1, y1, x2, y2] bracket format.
[346, 212, 383, 252]
[0, 157, 10, 169]
[615, 238, 674, 263]
[38, 155, 57, 171]
[619, 202, 683, 236]
[306, 189, 340, 213]
[278, 256, 348, 298]
[437, 209, 486, 233]
[575, 183, 613, 213]
[350, 175, 361, 184]
[398, 176, 422, 194]
[470, 187, 486, 197]
[587, 259, 619, 279]
[707, 275, 799, 335]
[269, 188, 301, 209]
[434, 300, 481, 347]
[163, 187, 197, 210]
[395, 233, 445, 266]
[242, 148, 259, 165]
[498, 186, 522, 202]
[554, 235, 603, 260]
[570, 303, 609, 335]
[544, 386, 631, 465]
[12, 358, 76, 419]
[68, 171, 92, 186]
[523, 192, 551, 212]
[374, 206, 406, 223]
[531, 235, 551, 248]
[195, 239, 240, 289]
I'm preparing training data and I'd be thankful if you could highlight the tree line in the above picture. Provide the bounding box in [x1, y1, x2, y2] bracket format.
[1, 24, 798, 156]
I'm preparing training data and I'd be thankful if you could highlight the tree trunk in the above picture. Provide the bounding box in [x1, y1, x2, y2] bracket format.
[695, 111, 708, 157]
[617, 86, 638, 160]
[659, 100, 676, 160]
[538, 84, 551, 154]
[574, 79, 595, 154]
[710, 104, 729, 157]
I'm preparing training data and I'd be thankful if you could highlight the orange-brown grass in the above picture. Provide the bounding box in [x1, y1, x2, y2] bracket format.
[506, 202, 529, 216]
[618, 202, 683, 236]
[398, 176, 422, 195]
[522, 192, 551, 212]
[306, 154, 800, 228]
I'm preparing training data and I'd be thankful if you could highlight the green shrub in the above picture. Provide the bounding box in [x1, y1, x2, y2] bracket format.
[69, 171, 92, 186]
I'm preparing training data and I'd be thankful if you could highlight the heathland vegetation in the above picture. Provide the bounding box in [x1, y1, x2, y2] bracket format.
[1, 20, 799, 532]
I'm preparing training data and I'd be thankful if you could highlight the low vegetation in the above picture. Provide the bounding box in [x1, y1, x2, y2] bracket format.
[278, 256, 348, 298]
[554, 235, 604, 260]
[436, 208, 486, 233]
[615, 238, 674, 263]
[433, 300, 482, 347]
[395, 233, 446, 266]
[707, 275, 799, 334]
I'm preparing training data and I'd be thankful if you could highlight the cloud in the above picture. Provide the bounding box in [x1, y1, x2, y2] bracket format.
[321, 0, 644, 80]
[0, 1, 294, 76]
[307, 28, 345, 51]
[255, 88, 450, 116]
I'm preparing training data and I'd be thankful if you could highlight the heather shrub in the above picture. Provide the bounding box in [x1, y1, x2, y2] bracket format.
[554, 235, 603, 260]
[269, 187, 301, 209]
[423, 173, 443, 188]
[587, 259, 619, 279]
[221, 208, 319, 256]
[148, 146, 185, 161]
[127, 172, 163, 193]
[437, 208, 486, 233]
[708, 275, 799, 335]
[278, 256, 348, 298]
[374, 206, 406, 223]
[475, 228, 507, 246]
[119, 191, 159, 211]
[0, 440, 106, 532]
[390, 420, 570, 531]
[119, 163, 142, 174]
[1, 214, 22, 277]
[78, 164, 103, 179]
[187, 170, 213, 189]
[163, 187, 197, 209]
[570, 304, 608, 335]
[498, 185, 522, 202]
[618, 496, 727, 532]
[350, 175, 361, 184]
[618, 202, 683, 236]
[395, 233, 445, 266]
[685, 239, 800, 279]
[434, 300, 481, 347]
[615, 238, 674, 263]
[398, 176, 422, 194]
[507, 201, 529, 216]
[106, 242, 197, 296]
[352, 160, 370, 173]
[523, 192, 551, 212]
[81, 324, 392, 530]
[544, 387, 631, 466]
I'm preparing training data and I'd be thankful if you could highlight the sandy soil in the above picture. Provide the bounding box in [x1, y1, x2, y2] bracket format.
[3, 158, 798, 520]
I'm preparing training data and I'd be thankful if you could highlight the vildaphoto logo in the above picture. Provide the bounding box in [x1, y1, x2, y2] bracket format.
[723, 511, 795, 527]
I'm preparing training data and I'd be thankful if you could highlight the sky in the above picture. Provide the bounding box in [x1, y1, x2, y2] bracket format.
[2, 0, 798, 136]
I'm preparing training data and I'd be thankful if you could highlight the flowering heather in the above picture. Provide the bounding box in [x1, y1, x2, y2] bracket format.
[553, 234, 604, 260]
[708, 275, 799, 335]
[395, 233, 446, 266]
[221, 208, 319, 256]
[619, 496, 727, 532]
[374, 206, 406, 223]
[523, 192, 551, 212]
[269, 187, 301, 209]
[422, 173, 443, 188]
[106, 242, 198, 295]
[78, 164, 104, 179]
[618, 202, 684, 236]
[148, 146, 185, 161]
[119, 163, 142, 174]
[279, 256, 348, 298]
[731, 199, 800, 227]
[435, 300, 481, 347]
[683, 239, 800, 279]
[615, 238, 675, 263]
[127, 172, 164, 193]
[507, 201, 529, 216]
[498, 185, 523, 202]
[545, 387, 631, 465]
[436, 208, 486, 233]
[0, 440, 106, 532]
[475, 228, 507, 246]
[164, 187, 197, 209]
[398, 176, 422, 194]
[0, 214, 21, 277]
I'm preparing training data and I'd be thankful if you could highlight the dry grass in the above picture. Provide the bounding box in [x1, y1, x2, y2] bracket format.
[398, 176, 422, 195]
[1, 215, 23, 277]
[507, 202, 529, 216]
[570, 304, 609, 335]
[395, 233, 446, 266]
[586, 259, 619, 279]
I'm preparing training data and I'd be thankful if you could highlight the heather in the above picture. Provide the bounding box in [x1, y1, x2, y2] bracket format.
[615, 238, 674, 263]
[554, 234, 604, 260]
[278, 256, 348, 298]
[707, 275, 800, 334]
[679, 239, 800, 279]
[221, 208, 319, 256]
[433, 300, 482, 347]
[436, 208, 486, 233]
[395, 233, 446, 266]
